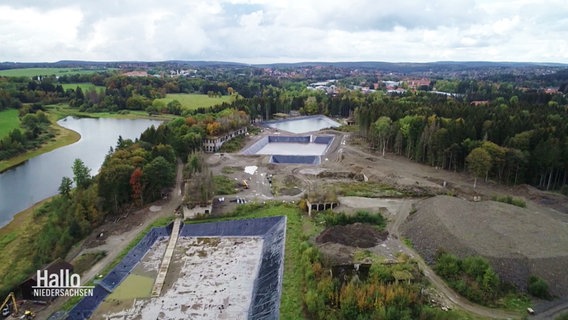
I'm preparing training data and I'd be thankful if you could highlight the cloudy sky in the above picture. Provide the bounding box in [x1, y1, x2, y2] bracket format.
[0, 0, 566, 63]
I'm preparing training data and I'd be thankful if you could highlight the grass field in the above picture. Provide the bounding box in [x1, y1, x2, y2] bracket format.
[156, 93, 231, 110]
[0, 109, 20, 139]
[0, 111, 80, 173]
[45, 104, 175, 121]
[61, 83, 105, 92]
[0, 68, 108, 78]
[0, 199, 50, 298]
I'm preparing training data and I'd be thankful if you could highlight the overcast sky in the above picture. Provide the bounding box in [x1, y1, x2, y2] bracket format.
[0, 0, 566, 63]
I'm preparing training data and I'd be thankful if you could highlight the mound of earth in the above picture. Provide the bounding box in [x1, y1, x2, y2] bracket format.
[316, 170, 365, 181]
[316, 223, 388, 248]
[400, 195, 568, 296]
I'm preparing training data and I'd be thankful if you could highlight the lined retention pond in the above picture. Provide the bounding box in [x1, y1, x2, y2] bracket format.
[263, 115, 340, 134]
[242, 135, 334, 165]
[66, 216, 286, 320]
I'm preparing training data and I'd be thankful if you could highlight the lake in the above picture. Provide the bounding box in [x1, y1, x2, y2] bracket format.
[0, 117, 161, 227]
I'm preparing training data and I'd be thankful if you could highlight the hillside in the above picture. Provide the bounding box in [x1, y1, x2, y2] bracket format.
[400, 195, 568, 296]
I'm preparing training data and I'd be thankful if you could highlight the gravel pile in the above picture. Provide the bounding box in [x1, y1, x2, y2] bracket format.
[316, 223, 388, 248]
[401, 196, 568, 296]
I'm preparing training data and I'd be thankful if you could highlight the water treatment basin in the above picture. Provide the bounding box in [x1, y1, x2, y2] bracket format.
[263, 115, 340, 134]
[242, 135, 334, 165]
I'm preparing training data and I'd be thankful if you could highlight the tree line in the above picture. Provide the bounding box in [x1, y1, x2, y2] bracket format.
[355, 92, 568, 192]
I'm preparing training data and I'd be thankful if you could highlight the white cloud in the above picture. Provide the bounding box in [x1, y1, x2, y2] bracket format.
[0, 0, 566, 63]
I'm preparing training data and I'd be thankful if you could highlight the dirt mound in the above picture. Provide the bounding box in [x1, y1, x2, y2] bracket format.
[316, 223, 388, 248]
[316, 170, 365, 181]
[401, 195, 568, 296]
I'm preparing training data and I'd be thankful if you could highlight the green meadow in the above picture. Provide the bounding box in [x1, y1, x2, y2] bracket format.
[61, 83, 105, 92]
[156, 93, 231, 110]
[0, 68, 107, 78]
[0, 109, 20, 138]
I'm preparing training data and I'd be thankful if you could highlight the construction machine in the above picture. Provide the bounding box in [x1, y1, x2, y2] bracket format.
[0, 293, 34, 319]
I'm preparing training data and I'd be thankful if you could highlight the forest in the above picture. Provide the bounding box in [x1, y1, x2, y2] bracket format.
[354, 92, 568, 191]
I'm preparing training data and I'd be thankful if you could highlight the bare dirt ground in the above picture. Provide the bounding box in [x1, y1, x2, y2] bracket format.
[316, 223, 388, 248]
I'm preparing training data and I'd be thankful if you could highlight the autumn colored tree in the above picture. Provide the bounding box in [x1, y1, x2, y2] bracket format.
[206, 121, 221, 136]
[185, 116, 197, 126]
[130, 167, 143, 206]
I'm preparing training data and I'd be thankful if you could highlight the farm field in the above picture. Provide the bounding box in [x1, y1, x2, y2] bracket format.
[0, 68, 107, 78]
[61, 83, 105, 92]
[0, 109, 20, 138]
[45, 104, 175, 121]
[156, 93, 231, 110]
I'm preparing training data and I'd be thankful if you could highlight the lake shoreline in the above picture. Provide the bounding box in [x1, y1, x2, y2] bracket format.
[0, 116, 81, 173]
[0, 116, 162, 229]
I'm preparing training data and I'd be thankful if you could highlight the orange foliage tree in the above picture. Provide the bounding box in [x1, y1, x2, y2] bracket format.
[129, 167, 143, 206]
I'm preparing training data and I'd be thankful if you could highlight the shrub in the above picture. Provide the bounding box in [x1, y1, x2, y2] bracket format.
[492, 195, 526, 208]
[528, 276, 550, 299]
[321, 210, 386, 229]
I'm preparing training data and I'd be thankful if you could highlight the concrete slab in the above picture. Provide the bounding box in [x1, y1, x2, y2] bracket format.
[255, 142, 328, 155]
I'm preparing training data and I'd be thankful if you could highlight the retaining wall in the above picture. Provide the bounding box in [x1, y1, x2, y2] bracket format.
[268, 135, 310, 143]
[249, 217, 286, 319]
[313, 135, 333, 144]
[241, 136, 269, 155]
[270, 155, 320, 165]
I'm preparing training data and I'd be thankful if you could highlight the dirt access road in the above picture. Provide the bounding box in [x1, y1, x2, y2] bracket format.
[38, 160, 185, 320]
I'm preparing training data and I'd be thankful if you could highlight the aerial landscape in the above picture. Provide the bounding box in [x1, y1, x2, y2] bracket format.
[1, 1, 568, 320]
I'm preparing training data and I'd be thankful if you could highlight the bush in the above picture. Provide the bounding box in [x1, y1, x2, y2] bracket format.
[213, 175, 237, 195]
[492, 195, 526, 208]
[434, 253, 503, 305]
[528, 276, 550, 299]
[321, 210, 386, 229]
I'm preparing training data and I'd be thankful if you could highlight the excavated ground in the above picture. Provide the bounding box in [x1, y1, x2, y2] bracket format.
[400, 195, 568, 296]
[316, 223, 388, 248]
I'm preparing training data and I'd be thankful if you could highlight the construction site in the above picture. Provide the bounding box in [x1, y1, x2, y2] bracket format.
[12, 115, 567, 319]
[66, 217, 285, 319]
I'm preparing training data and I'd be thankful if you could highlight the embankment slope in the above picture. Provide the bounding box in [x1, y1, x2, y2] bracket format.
[401, 195, 568, 296]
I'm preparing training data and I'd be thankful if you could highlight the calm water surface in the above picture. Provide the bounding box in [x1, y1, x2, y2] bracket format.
[265, 116, 340, 134]
[0, 117, 161, 227]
